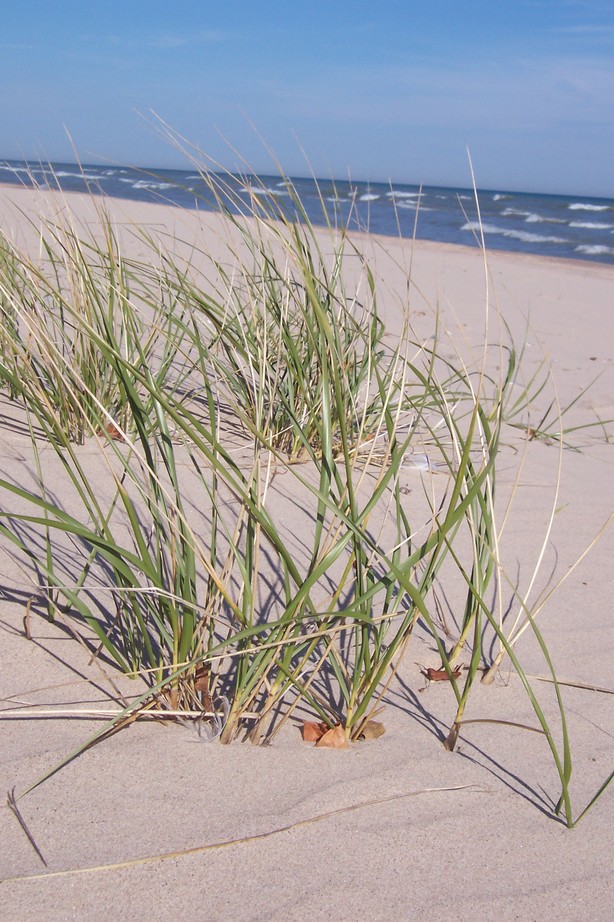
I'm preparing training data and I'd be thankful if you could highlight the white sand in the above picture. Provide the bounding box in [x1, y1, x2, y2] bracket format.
[0, 186, 613, 920]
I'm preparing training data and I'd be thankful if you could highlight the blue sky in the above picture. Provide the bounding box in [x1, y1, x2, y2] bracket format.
[2, 0, 613, 195]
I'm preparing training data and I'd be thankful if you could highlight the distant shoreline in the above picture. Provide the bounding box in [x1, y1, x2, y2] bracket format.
[3, 178, 614, 274]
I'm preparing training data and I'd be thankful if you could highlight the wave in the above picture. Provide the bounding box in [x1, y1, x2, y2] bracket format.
[575, 244, 614, 256]
[0, 164, 40, 175]
[54, 170, 105, 181]
[247, 184, 291, 197]
[243, 185, 290, 197]
[385, 190, 420, 198]
[242, 185, 269, 196]
[1, 163, 105, 183]
[118, 178, 175, 190]
[568, 203, 610, 212]
[133, 181, 175, 190]
[493, 194, 512, 201]
[569, 221, 613, 230]
[502, 208, 565, 225]
[359, 193, 380, 201]
[462, 222, 567, 244]
[524, 214, 566, 224]
[395, 201, 432, 210]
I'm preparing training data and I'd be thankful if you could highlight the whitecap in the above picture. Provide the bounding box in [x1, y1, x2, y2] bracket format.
[569, 221, 613, 230]
[0, 164, 33, 174]
[243, 185, 289, 197]
[116, 178, 175, 190]
[462, 222, 567, 244]
[242, 186, 269, 195]
[396, 201, 432, 210]
[54, 170, 104, 181]
[493, 194, 511, 201]
[525, 213, 566, 224]
[575, 244, 614, 256]
[130, 180, 175, 190]
[385, 190, 420, 198]
[568, 203, 610, 212]
[359, 193, 380, 201]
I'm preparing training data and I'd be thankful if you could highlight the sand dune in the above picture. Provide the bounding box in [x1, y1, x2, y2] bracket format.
[1, 186, 613, 921]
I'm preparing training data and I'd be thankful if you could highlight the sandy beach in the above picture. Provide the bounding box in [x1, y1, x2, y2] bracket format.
[0, 185, 613, 921]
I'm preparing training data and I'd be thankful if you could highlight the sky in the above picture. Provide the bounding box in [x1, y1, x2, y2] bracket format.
[1, 0, 613, 196]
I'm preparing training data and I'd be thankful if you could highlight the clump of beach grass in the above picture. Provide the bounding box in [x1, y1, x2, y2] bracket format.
[0, 150, 611, 828]
[0, 190, 192, 444]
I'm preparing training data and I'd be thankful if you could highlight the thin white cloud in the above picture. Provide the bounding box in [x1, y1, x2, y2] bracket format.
[253, 55, 614, 134]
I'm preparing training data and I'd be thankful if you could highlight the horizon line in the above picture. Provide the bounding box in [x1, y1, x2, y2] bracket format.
[1, 155, 613, 202]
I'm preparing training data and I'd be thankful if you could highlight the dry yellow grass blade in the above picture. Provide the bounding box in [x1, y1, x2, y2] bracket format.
[3, 783, 486, 884]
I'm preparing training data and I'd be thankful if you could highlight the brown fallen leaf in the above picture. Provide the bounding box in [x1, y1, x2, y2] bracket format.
[424, 666, 463, 682]
[302, 720, 328, 742]
[314, 724, 349, 749]
[97, 421, 125, 442]
[357, 720, 386, 741]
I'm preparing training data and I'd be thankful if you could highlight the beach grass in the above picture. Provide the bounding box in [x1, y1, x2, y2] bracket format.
[0, 156, 612, 827]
